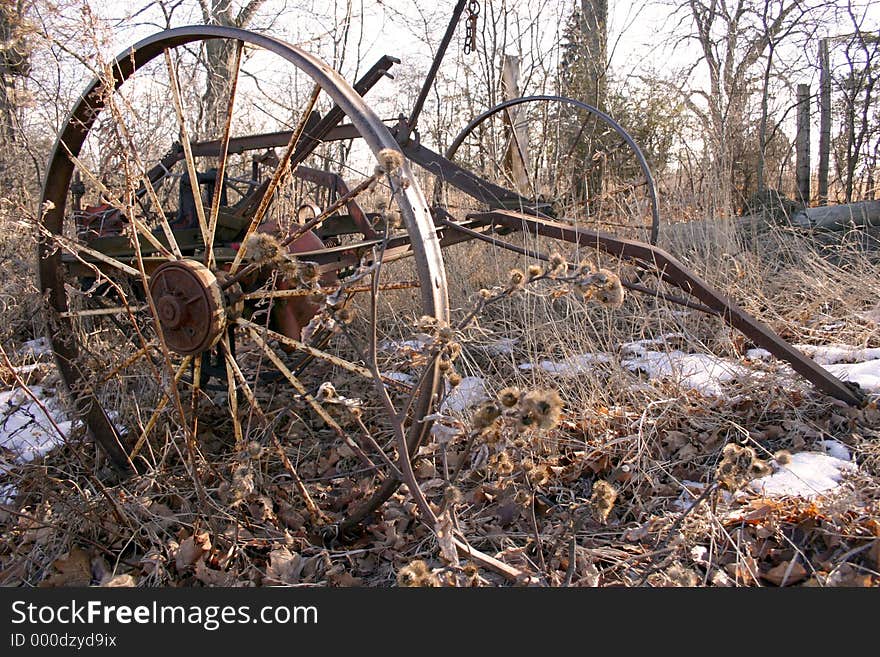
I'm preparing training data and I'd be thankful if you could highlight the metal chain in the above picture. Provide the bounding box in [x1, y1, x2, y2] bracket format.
[463, 0, 480, 55]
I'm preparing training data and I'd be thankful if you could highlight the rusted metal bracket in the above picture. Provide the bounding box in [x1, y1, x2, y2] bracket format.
[471, 209, 866, 407]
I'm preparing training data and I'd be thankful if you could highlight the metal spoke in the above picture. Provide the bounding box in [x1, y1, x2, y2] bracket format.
[60, 148, 175, 260]
[235, 317, 375, 381]
[244, 324, 377, 472]
[228, 84, 322, 275]
[220, 341, 327, 524]
[191, 356, 202, 441]
[205, 40, 244, 269]
[221, 335, 243, 450]
[129, 355, 193, 460]
[59, 304, 148, 318]
[42, 229, 141, 278]
[164, 49, 211, 253]
[241, 280, 420, 301]
[222, 169, 382, 290]
[103, 89, 184, 259]
[96, 343, 156, 386]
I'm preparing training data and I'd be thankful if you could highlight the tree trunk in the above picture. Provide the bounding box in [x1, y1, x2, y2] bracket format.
[578, 0, 607, 209]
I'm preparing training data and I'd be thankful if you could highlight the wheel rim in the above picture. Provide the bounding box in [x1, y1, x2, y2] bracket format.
[38, 26, 449, 531]
[441, 95, 660, 245]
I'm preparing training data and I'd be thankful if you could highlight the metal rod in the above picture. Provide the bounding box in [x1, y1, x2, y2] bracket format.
[404, 0, 469, 140]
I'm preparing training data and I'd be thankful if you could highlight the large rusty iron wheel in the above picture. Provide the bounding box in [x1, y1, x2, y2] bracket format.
[438, 95, 661, 245]
[38, 26, 448, 533]
[429, 96, 662, 386]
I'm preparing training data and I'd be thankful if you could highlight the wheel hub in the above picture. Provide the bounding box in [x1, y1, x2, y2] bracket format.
[149, 260, 226, 355]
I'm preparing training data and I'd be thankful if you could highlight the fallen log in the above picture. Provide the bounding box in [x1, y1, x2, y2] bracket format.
[790, 200, 880, 230]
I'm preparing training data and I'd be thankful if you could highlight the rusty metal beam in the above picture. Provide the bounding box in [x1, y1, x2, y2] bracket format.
[473, 209, 866, 406]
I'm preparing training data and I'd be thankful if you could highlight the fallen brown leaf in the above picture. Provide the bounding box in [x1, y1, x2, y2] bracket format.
[39, 548, 92, 587]
[175, 532, 211, 573]
[761, 560, 807, 586]
[264, 546, 303, 586]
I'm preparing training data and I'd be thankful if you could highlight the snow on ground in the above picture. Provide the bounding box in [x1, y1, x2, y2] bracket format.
[0, 386, 71, 504]
[749, 449, 856, 498]
[672, 440, 857, 509]
[430, 377, 489, 443]
[822, 359, 880, 394]
[793, 343, 880, 365]
[484, 337, 517, 356]
[621, 351, 748, 397]
[440, 376, 487, 413]
[518, 352, 612, 377]
[380, 371, 416, 386]
[513, 334, 880, 397]
[16, 337, 52, 359]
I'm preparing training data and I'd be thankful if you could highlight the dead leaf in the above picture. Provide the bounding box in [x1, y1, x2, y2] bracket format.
[724, 555, 759, 585]
[825, 564, 874, 587]
[101, 573, 137, 587]
[761, 560, 807, 586]
[175, 532, 211, 573]
[194, 560, 238, 587]
[868, 540, 880, 571]
[40, 548, 92, 587]
[264, 546, 303, 586]
[661, 430, 688, 455]
[277, 503, 305, 531]
[140, 549, 165, 575]
[326, 565, 363, 587]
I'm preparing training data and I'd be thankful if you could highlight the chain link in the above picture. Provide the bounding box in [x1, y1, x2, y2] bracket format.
[463, 0, 480, 55]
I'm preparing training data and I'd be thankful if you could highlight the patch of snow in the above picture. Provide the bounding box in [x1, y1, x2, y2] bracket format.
[518, 352, 611, 377]
[690, 545, 709, 565]
[794, 343, 880, 366]
[818, 440, 851, 461]
[1, 386, 70, 504]
[440, 376, 488, 413]
[672, 480, 732, 511]
[484, 337, 517, 356]
[16, 337, 51, 358]
[622, 351, 748, 397]
[430, 423, 460, 444]
[1, 387, 70, 463]
[0, 482, 16, 506]
[619, 333, 687, 358]
[381, 371, 416, 386]
[746, 348, 772, 360]
[749, 452, 855, 498]
[379, 336, 431, 352]
[823, 359, 880, 394]
[11, 363, 43, 376]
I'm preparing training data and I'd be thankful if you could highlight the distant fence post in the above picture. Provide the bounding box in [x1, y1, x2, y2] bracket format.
[796, 83, 811, 207]
[818, 38, 831, 206]
[501, 54, 530, 196]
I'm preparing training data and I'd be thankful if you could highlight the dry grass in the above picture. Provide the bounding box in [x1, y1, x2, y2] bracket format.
[1, 195, 879, 587]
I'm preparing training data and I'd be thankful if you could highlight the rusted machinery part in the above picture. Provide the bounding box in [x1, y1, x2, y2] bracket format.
[38, 25, 449, 484]
[466, 209, 866, 407]
[149, 261, 226, 356]
[436, 94, 661, 246]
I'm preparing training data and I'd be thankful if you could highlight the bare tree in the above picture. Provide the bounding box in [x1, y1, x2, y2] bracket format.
[0, 0, 32, 187]
[193, 0, 266, 137]
[831, 3, 879, 202]
[663, 0, 813, 213]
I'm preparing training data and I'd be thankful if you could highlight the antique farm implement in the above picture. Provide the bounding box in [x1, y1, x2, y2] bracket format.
[38, 1, 865, 532]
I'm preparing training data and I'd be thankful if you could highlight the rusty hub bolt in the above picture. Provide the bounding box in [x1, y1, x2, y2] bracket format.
[149, 260, 226, 355]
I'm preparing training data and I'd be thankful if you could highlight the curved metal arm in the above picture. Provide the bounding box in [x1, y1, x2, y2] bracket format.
[443, 94, 661, 245]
